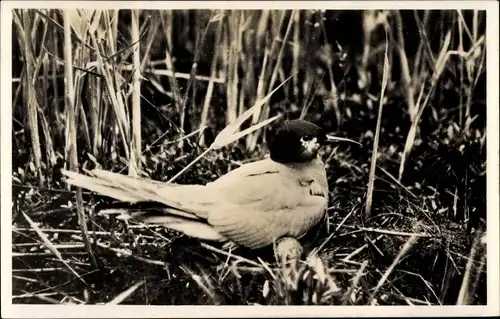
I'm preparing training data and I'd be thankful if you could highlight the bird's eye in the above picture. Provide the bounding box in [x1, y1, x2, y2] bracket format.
[301, 135, 312, 142]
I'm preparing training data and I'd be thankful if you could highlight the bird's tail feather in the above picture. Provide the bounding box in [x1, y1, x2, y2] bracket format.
[62, 169, 143, 202]
[62, 169, 227, 242]
[61, 169, 205, 220]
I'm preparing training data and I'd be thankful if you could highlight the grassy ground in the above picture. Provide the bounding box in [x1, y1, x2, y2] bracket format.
[11, 9, 487, 305]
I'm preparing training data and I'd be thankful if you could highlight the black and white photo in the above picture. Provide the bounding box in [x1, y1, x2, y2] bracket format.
[1, 1, 498, 317]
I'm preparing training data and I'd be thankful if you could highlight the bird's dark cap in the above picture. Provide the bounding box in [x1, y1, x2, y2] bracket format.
[269, 120, 327, 164]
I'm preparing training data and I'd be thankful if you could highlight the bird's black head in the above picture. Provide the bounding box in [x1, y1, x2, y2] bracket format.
[269, 120, 327, 164]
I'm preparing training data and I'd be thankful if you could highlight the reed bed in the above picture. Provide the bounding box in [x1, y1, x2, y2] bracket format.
[11, 9, 487, 305]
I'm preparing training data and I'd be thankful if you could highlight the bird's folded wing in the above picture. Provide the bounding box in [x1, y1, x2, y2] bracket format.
[207, 158, 328, 208]
[202, 160, 329, 249]
[208, 159, 290, 206]
[208, 195, 327, 249]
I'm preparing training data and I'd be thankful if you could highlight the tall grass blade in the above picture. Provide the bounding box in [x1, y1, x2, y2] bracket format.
[247, 10, 296, 152]
[398, 29, 452, 181]
[14, 10, 43, 186]
[63, 9, 97, 268]
[365, 24, 390, 219]
[129, 9, 142, 176]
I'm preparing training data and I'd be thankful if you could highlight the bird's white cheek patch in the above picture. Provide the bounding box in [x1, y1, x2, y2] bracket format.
[301, 137, 319, 152]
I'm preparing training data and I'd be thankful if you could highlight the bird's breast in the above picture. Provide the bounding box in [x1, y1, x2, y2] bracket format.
[287, 157, 329, 198]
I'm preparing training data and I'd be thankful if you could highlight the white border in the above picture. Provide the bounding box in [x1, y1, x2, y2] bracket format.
[3, 1, 499, 10]
[1, 1, 499, 318]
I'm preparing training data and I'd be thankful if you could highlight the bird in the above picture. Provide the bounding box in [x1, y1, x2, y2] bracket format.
[62, 119, 357, 260]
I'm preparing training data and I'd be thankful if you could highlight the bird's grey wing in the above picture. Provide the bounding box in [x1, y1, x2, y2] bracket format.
[208, 190, 327, 249]
[208, 159, 292, 206]
[205, 163, 329, 249]
[148, 159, 290, 217]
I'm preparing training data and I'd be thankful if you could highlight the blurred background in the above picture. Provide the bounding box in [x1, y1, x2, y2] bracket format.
[11, 9, 487, 305]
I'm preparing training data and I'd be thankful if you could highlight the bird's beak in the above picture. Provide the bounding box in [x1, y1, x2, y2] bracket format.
[325, 134, 362, 146]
